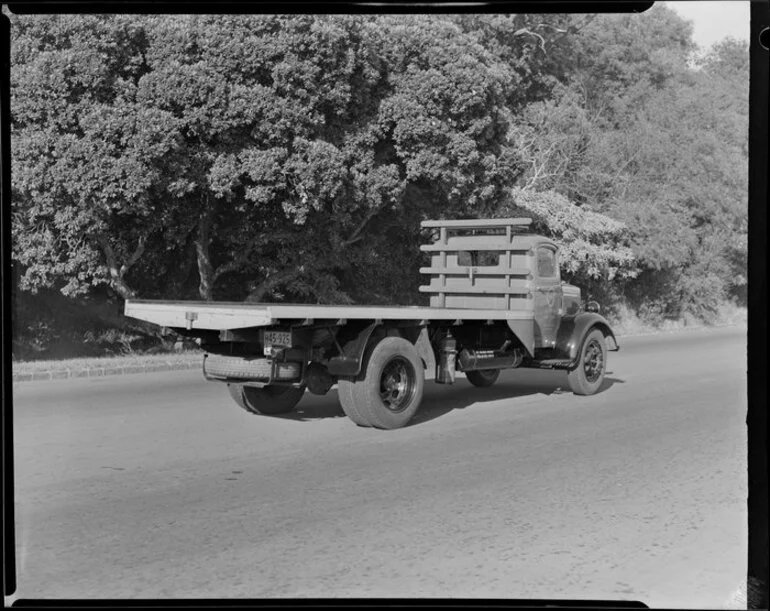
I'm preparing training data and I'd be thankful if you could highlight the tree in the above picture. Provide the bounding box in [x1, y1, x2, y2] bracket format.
[566, 4, 696, 121]
[132, 14, 523, 303]
[501, 187, 637, 307]
[602, 39, 748, 318]
[11, 10, 747, 338]
[498, 11, 747, 320]
[11, 14, 163, 299]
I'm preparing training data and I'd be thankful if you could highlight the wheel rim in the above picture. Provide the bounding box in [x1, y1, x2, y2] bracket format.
[583, 339, 605, 383]
[379, 356, 417, 413]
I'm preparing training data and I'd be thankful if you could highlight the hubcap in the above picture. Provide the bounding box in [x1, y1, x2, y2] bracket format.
[379, 356, 416, 413]
[583, 339, 604, 383]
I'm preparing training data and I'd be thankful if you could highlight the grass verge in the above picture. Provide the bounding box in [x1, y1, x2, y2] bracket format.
[609, 303, 747, 337]
[12, 350, 203, 382]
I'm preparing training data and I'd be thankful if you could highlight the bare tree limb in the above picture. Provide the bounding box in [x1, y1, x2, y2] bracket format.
[213, 230, 298, 282]
[213, 241, 258, 282]
[513, 28, 547, 54]
[341, 207, 379, 248]
[569, 14, 597, 34]
[119, 234, 147, 277]
[535, 23, 568, 34]
[93, 233, 138, 299]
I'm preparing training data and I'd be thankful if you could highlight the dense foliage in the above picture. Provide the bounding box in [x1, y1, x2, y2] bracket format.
[9, 8, 748, 358]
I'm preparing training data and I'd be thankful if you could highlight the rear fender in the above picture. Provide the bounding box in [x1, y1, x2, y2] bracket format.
[554, 313, 619, 364]
[414, 327, 437, 380]
[327, 321, 380, 377]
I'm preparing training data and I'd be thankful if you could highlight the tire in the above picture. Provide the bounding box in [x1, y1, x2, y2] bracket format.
[566, 329, 607, 395]
[336, 375, 370, 427]
[337, 336, 424, 429]
[466, 369, 500, 387]
[227, 383, 305, 415]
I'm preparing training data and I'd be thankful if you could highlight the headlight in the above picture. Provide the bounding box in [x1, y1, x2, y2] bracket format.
[586, 300, 601, 313]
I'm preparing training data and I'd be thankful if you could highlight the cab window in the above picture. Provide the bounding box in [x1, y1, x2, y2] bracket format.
[458, 251, 501, 267]
[537, 247, 557, 278]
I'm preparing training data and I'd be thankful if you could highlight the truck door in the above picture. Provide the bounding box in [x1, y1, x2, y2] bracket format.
[533, 244, 562, 348]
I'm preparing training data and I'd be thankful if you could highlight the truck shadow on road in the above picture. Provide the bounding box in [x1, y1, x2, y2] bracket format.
[409, 375, 624, 426]
[273, 372, 624, 425]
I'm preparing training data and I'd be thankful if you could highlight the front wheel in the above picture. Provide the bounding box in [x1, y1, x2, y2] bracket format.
[228, 383, 305, 415]
[566, 329, 607, 395]
[338, 337, 424, 429]
[466, 369, 500, 387]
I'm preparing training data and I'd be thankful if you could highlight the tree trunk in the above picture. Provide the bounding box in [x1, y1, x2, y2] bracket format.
[95, 234, 143, 300]
[109, 276, 137, 300]
[194, 198, 215, 301]
[169, 239, 197, 299]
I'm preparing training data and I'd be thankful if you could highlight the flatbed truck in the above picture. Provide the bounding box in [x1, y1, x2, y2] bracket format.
[125, 218, 619, 429]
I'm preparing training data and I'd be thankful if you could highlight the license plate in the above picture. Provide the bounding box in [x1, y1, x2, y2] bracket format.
[263, 330, 292, 348]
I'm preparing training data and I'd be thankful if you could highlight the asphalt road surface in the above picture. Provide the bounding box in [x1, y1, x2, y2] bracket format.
[11, 326, 747, 606]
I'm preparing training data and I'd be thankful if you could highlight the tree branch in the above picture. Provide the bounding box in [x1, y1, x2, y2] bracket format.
[95, 234, 118, 274]
[513, 28, 547, 54]
[119, 234, 147, 277]
[213, 230, 297, 282]
[341, 208, 379, 248]
[523, 140, 560, 191]
[246, 269, 303, 303]
[569, 14, 597, 34]
[213, 241, 257, 282]
[93, 233, 138, 299]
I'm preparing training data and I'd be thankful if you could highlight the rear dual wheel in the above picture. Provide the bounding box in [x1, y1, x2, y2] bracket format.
[228, 383, 305, 415]
[466, 369, 500, 387]
[338, 337, 424, 429]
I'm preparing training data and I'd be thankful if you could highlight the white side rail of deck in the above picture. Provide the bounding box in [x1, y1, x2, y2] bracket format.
[125, 300, 534, 331]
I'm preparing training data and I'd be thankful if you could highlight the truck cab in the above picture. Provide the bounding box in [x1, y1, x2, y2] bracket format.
[532, 240, 582, 348]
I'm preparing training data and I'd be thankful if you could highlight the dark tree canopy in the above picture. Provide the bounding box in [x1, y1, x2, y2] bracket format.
[9, 10, 748, 356]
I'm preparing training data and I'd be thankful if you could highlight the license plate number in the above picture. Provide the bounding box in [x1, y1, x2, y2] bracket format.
[263, 330, 291, 348]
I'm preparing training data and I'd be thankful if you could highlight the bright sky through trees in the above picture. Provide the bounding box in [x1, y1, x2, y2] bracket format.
[665, 1, 750, 48]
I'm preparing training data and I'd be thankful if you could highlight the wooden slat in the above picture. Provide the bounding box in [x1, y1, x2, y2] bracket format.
[419, 285, 531, 295]
[421, 218, 532, 229]
[419, 267, 531, 276]
[430, 295, 533, 310]
[420, 242, 533, 252]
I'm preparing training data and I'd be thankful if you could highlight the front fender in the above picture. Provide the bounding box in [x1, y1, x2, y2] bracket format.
[554, 313, 619, 364]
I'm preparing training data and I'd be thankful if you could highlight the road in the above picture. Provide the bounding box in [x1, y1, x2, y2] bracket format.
[11, 326, 747, 606]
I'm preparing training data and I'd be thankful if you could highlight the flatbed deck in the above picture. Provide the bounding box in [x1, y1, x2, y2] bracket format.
[125, 299, 535, 331]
